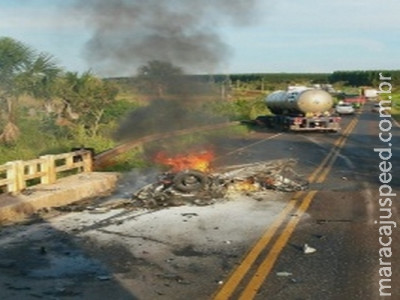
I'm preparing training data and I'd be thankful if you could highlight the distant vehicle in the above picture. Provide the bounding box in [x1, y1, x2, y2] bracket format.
[372, 103, 380, 113]
[254, 87, 341, 132]
[335, 103, 355, 115]
[372, 103, 391, 114]
[361, 87, 378, 101]
[344, 96, 366, 108]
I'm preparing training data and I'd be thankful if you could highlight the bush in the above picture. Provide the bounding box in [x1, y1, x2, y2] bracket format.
[71, 125, 116, 154]
[207, 97, 270, 121]
[101, 148, 150, 172]
[102, 100, 141, 123]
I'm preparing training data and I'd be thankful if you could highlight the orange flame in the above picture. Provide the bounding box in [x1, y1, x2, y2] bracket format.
[154, 150, 214, 172]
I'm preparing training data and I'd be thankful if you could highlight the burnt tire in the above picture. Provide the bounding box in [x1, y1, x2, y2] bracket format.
[173, 170, 209, 193]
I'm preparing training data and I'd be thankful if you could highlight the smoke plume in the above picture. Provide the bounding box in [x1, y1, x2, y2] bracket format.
[73, 0, 263, 161]
[75, 0, 262, 75]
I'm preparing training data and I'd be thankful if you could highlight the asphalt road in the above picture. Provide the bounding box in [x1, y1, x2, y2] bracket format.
[0, 103, 398, 300]
[213, 104, 400, 300]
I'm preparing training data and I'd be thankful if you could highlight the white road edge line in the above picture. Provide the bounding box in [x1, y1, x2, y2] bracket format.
[392, 117, 400, 128]
[214, 133, 283, 161]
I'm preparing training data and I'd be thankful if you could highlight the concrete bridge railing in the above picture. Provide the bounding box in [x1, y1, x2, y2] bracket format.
[0, 150, 92, 194]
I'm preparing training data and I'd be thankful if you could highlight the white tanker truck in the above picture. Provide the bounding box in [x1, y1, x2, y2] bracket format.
[256, 86, 341, 132]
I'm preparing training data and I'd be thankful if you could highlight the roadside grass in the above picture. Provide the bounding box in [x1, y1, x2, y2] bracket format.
[0, 87, 266, 170]
[208, 96, 271, 121]
[100, 148, 151, 172]
[0, 116, 117, 166]
[390, 93, 400, 123]
[0, 117, 72, 165]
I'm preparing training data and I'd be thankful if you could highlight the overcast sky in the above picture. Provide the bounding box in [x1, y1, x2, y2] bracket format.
[1, 0, 399, 76]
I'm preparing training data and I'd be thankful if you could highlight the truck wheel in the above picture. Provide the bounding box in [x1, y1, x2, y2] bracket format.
[173, 170, 209, 193]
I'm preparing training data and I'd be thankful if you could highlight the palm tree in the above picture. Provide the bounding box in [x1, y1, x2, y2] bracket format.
[22, 52, 62, 114]
[0, 37, 60, 143]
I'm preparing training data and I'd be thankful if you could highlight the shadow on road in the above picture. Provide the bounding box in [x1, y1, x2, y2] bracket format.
[0, 200, 139, 300]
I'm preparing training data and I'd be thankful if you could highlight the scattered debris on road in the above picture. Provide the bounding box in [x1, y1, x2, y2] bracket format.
[276, 271, 293, 277]
[132, 158, 308, 208]
[303, 243, 317, 254]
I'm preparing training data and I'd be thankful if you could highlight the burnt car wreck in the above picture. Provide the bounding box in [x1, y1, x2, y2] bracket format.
[132, 159, 308, 208]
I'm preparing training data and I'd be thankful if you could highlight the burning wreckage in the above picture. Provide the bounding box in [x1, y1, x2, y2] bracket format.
[132, 151, 308, 208]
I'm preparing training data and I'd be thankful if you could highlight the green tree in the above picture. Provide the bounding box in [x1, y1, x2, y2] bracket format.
[0, 37, 60, 143]
[57, 72, 119, 137]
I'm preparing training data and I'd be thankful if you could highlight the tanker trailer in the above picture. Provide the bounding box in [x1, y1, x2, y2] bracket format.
[256, 87, 340, 132]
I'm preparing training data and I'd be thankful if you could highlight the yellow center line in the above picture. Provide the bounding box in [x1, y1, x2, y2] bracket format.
[317, 118, 358, 183]
[213, 198, 298, 300]
[212, 116, 359, 300]
[239, 190, 318, 300]
[238, 117, 359, 299]
[308, 117, 356, 183]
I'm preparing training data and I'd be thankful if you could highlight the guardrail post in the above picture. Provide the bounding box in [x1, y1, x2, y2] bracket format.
[5, 162, 17, 193]
[15, 161, 25, 191]
[82, 151, 93, 172]
[5, 161, 24, 193]
[40, 155, 56, 184]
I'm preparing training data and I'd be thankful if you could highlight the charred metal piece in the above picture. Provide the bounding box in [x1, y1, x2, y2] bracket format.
[132, 159, 308, 208]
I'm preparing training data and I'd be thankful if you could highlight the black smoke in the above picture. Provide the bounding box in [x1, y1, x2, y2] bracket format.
[74, 0, 262, 75]
[72, 0, 263, 158]
[114, 97, 227, 141]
